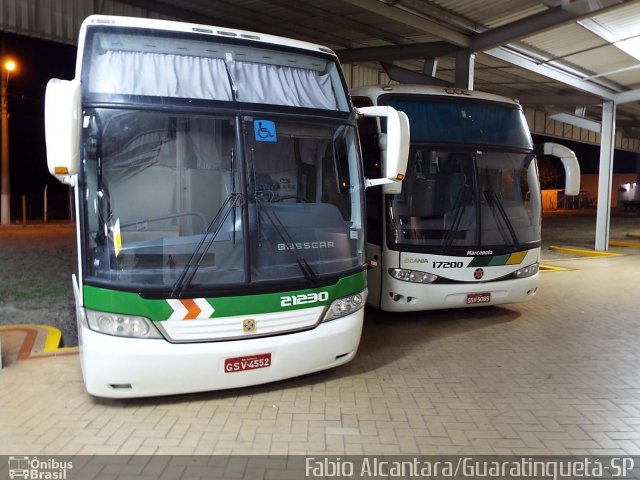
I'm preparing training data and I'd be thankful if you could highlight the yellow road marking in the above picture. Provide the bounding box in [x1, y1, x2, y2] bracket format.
[0, 324, 59, 352]
[55, 346, 79, 353]
[539, 264, 571, 271]
[0, 324, 77, 357]
[548, 246, 622, 257]
[610, 239, 640, 249]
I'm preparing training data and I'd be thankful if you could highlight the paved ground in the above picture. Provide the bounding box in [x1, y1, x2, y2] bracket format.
[1, 227, 640, 456]
[541, 209, 640, 258]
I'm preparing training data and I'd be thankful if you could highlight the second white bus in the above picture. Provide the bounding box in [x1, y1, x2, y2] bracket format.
[352, 85, 579, 312]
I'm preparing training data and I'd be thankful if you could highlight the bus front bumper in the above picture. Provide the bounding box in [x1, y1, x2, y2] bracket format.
[77, 311, 363, 398]
[380, 274, 539, 312]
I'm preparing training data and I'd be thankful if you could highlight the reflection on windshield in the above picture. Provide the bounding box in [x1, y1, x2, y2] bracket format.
[387, 148, 541, 252]
[82, 109, 364, 293]
[246, 120, 363, 283]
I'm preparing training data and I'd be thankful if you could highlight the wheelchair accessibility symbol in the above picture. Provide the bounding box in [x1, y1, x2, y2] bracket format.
[254, 119, 277, 142]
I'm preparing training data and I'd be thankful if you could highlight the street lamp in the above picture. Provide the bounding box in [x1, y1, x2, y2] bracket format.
[1, 57, 16, 225]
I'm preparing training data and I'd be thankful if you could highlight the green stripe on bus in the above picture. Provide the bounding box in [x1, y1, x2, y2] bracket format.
[468, 252, 528, 268]
[487, 254, 511, 266]
[468, 256, 490, 267]
[83, 271, 367, 321]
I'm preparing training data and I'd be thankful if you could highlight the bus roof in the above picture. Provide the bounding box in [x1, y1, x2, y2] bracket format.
[80, 15, 337, 57]
[351, 84, 521, 107]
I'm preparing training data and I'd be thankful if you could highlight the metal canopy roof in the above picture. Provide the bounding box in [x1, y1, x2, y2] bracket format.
[107, 0, 640, 140]
[2, 0, 640, 141]
[1, 0, 635, 248]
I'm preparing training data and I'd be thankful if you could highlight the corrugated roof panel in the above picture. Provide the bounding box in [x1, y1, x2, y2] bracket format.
[586, 3, 640, 71]
[426, 0, 547, 28]
[344, 63, 386, 88]
[564, 47, 637, 77]
[0, 0, 75, 43]
[0, 0, 181, 44]
[189, 0, 290, 20]
[349, 12, 433, 38]
[606, 68, 640, 88]
[482, 5, 549, 29]
[591, 0, 640, 34]
[474, 52, 569, 94]
[476, 54, 558, 84]
[521, 23, 605, 59]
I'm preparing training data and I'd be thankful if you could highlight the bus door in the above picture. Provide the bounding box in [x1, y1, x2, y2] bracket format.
[354, 96, 384, 307]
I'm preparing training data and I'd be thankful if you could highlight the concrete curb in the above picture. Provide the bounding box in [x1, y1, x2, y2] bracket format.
[0, 325, 77, 368]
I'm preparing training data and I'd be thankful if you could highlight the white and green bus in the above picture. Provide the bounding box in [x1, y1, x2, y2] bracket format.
[45, 15, 408, 398]
[352, 85, 579, 312]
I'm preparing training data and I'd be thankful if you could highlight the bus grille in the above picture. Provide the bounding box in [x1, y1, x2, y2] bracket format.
[156, 306, 324, 342]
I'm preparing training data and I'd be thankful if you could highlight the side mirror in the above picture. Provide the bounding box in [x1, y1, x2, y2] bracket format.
[543, 142, 580, 196]
[356, 106, 410, 194]
[45, 79, 81, 186]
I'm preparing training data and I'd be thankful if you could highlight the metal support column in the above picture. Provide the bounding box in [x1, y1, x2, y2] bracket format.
[1, 67, 9, 225]
[595, 100, 616, 251]
[454, 49, 475, 90]
[423, 58, 438, 77]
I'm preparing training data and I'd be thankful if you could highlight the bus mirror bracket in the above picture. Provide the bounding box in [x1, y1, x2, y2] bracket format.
[357, 106, 410, 194]
[543, 142, 581, 196]
[45, 79, 82, 186]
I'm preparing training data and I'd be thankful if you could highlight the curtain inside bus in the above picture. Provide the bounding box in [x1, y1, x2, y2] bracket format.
[88, 50, 338, 110]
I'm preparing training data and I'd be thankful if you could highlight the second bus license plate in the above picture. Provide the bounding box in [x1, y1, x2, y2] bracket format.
[224, 353, 272, 373]
[466, 292, 491, 305]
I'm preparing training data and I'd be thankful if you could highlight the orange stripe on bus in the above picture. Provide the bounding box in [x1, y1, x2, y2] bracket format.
[181, 299, 201, 320]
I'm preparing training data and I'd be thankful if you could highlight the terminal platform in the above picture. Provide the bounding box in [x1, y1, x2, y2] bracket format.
[1, 248, 640, 456]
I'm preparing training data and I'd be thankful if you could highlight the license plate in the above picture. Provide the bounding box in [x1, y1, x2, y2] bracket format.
[466, 292, 491, 304]
[224, 353, 271, 373]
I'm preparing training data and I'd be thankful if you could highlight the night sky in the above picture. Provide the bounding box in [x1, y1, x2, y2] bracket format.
[0, 31, 638, 223]
[2, 31, 75, 222]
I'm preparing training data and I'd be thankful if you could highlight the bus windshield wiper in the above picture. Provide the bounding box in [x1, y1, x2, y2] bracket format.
[443, 185, 470, 254]
[254, 193, 319, 287]
[484, 184, 520, 248]
[170, 193, 243, 298]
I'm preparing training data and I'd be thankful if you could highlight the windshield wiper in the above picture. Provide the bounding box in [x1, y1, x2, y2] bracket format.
[484, 184, 520, 248]
[254, 193, 319, 287]
[170, 193, 243, 298]
[443, 185, 471, 254]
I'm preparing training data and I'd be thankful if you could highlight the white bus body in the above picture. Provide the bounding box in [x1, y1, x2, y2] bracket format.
[45, 16, 408, 398]
[352, 85, 579, 312]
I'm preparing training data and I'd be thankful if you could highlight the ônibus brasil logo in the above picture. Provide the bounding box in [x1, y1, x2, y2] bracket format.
[8, 456, 72, 480]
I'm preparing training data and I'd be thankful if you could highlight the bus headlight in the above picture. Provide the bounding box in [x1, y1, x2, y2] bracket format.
[86, 310, 163, 339]
[322, 289, 367, 322]
[514, 262, 539, 278]
[388, 268, 438, 284]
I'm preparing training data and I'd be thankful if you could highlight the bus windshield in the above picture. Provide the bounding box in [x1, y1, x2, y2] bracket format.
[83, 109, 364, 293]
[387, 148, 541, 252]
[379, 96, 539, 254]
